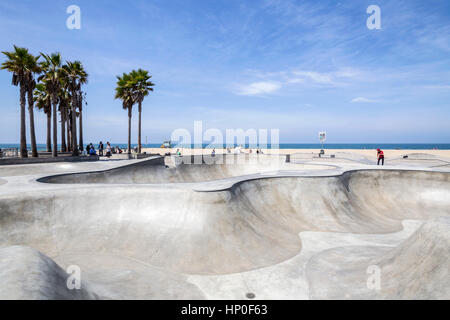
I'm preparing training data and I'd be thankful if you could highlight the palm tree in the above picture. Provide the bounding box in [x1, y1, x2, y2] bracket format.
[39, 53, 63, 157]
[78, 90, 87, 151]
[0, 46, 34, 158]
[115, 72, 135, 154]
[24, 53, 41, 158]
[129, 69, 154, 154]
[34, 82, 52, 152]
[62, 61, 88, 156]
[58, 86, 71, 152]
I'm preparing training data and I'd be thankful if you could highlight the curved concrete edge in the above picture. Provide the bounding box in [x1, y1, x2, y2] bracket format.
[25, 155, 450, 193]
[0, 246, 98, 300]
[193, 167, 450, 192]
[36, 156, 165, 184]
[184, 219, 426, 299]
[306, 217, 450, 299]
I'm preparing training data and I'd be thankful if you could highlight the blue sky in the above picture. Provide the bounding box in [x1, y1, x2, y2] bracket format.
[0, 0, 449, 144]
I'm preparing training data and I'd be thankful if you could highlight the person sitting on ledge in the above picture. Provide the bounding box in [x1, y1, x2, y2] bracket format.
[89, 145, 97, 156]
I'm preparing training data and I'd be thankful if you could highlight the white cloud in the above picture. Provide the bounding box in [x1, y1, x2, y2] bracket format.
[286, 78, 305, 84]
[292, 71, 333, 84]
[351, 97, 377, 103]
[235, 81, 282, 96]
[233, 67, 363, 96]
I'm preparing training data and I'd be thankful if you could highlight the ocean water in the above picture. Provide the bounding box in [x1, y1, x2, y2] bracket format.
[1, 143, 449, 151]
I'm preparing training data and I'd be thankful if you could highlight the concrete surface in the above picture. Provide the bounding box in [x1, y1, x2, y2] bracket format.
[0, 153, 449, 299]
[0, 155, 99, 166]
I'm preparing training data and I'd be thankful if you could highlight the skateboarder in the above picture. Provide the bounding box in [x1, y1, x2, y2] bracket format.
[377, 148, 385, 166]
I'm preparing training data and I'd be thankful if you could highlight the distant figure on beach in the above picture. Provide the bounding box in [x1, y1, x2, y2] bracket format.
[176, 149, 181, 156]
[377, 148, 385, 166]
[106, 142, 112, 158]
[0, 148, 2, 158]
[211, 148, 216, 157]
[98, 141, 104, 156]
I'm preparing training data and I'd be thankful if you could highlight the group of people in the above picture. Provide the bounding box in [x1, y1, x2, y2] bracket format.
[223, 146, 264, 154]
[85, 142, 123, 158]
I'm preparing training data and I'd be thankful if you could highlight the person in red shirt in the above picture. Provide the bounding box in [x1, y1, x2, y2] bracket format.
[377, 148, 385, 166]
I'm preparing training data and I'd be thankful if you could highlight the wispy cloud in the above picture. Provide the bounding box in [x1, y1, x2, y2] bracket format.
[234, 67, 362, 96]
[351, 97, 377, 103]
[234, 81, 282, 96]
[292, 71, 334, 85]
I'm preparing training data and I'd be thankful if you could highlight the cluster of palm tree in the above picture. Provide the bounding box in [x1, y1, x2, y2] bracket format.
[115, 69, 154, 154]
[1, 45, 88, 158]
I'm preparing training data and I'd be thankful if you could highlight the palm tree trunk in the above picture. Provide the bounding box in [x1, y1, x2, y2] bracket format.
[46, 109, 52, 152]
[60, 105, 66, 152]
[67, 110, 71, 152]
[138, 101, 142, 154]
[19, 85, 28, 158]
[71, 95, 78, 156]
[27, 89, 38, 158]
[52, 98, 58, 157]
[128, 107, 132, 154]
[79, 108, 83, 151]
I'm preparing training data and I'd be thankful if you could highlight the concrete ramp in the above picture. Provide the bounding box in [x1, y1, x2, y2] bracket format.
[0, 246, 97, 300]
[0, 168, 449, 299]
[38, 155, 333, 184]
[307, 217, 450, 299]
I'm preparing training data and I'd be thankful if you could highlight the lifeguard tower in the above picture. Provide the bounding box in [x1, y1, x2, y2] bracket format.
[161, 140, 172, 148]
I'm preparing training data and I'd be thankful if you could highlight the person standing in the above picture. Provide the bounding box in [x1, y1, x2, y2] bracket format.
[106, 142, 112, 158]
[377, 148, 385, 166]
[98, 141, 104, 156]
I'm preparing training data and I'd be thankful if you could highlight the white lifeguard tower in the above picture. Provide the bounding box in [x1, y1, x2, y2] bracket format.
[319, 131, 326, 156]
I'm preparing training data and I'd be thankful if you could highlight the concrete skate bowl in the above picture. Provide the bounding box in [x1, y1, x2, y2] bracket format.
[0, 170, 449, 299]
[37, 155, 335, 184]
